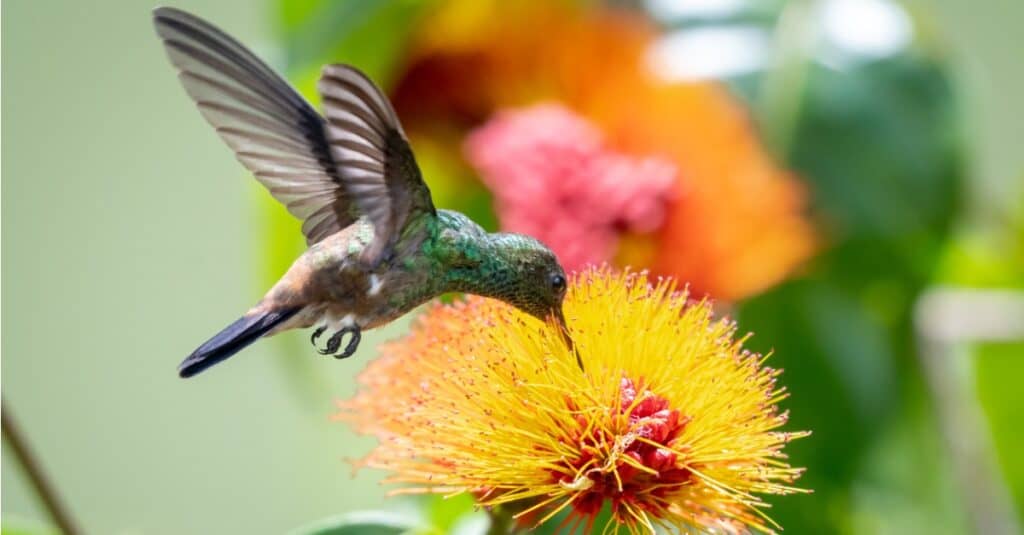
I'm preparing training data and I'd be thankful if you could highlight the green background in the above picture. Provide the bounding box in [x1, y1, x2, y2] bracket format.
[2, 1, 395, 533]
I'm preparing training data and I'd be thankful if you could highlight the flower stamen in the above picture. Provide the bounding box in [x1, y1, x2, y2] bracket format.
[338, 268, 809, 533]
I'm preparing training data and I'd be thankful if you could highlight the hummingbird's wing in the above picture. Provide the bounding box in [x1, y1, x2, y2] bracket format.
[153, 7, 355, 245]
[317, 65, 437, 265]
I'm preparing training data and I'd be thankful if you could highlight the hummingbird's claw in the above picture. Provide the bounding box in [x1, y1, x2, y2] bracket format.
[332, 325, 361, 359]
[319, 330, 341, 355]
[315, 325, 361, 359]
[310, 325, 327, 347]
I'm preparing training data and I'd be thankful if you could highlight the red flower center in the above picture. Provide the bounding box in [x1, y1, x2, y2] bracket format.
[554, 377, 692, 519]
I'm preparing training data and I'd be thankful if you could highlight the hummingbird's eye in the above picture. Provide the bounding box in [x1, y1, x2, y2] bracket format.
[550, 274, 566, 294]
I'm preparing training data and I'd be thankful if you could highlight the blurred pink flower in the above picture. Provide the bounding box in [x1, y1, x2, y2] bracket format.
[465, 103, 676, 270]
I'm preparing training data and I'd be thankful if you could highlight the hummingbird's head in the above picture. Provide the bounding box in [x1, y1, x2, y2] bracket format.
[484, 234, 571, 342]
[508, 244, 578, 364]
[441, 222, 574, 353]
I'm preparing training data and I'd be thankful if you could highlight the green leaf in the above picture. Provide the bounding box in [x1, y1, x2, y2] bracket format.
[423, 493, 482, 532]
[288, 510, 428, 535]
[974, 341, 1024, 515]
[289, 496, 493, 535]
[737, 279, 879, 533]
[934, 203, 1024, 289]
[787, 55, 962, 284]
[845, 397, 970, 535]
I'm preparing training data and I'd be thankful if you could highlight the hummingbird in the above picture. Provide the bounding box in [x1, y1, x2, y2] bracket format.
[153, 7, 575, 378]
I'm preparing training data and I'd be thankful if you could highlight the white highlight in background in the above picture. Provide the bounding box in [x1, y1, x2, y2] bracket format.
[646, 0, 748, 20]
[820, 0, 912, 59]
[647, 26, 770, 81]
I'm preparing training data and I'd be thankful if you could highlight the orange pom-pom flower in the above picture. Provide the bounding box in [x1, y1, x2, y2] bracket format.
[337, 269, 809, 533]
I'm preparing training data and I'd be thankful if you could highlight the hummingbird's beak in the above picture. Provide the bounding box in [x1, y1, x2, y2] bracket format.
[551, 307, 583, 371]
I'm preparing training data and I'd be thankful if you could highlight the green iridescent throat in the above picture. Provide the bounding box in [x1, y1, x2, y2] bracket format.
[392, 210, 555, 317]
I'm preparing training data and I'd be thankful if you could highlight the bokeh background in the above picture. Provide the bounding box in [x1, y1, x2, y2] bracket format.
[2, 0, 1022, 534]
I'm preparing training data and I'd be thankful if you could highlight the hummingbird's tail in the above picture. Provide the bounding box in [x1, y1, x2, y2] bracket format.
[179, 308, 301, 378]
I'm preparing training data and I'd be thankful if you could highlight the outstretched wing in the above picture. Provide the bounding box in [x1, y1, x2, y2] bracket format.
[153, 7, 351, 244]
[317, 65, 436, 265]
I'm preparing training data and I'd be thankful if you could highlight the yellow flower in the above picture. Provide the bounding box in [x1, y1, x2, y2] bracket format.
[337, 269, 809, 534]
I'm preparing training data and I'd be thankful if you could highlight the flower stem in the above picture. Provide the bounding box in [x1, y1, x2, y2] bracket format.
[2, 398, 83, 535]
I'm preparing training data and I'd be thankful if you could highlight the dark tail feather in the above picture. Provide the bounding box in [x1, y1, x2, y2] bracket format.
[179, 308, 300, 378]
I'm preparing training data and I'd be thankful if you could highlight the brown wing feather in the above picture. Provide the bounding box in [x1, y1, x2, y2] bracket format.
[153, 7, 353, 244]
[317, 65, 436, 265]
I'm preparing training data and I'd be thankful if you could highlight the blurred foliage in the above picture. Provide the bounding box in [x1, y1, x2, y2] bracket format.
[732, 19, 969, 535]
[290, 495, 488, 535]
[276, 0, 425, 92]
[935, 197, 1024, 515]
[292, 495, 621, 535]
[974, 341, 1024, 515]
[258, 0, 1023, 533]
[637, 0, 971, 530]
[736, 43, 964, 535]
[936, 206, 1024, 290]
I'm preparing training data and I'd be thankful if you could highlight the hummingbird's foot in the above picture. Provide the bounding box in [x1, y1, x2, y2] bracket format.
[313, 325, 362, 358]
[328, 325, 361, 359]
[310, 325, 327, 347]
[316, 329, 340, 355]
[314, 324, 343, 356]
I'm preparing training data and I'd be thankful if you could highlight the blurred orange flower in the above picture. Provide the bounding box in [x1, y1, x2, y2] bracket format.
[391, 1, 815, 300]
[338, 268, 808, 533]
